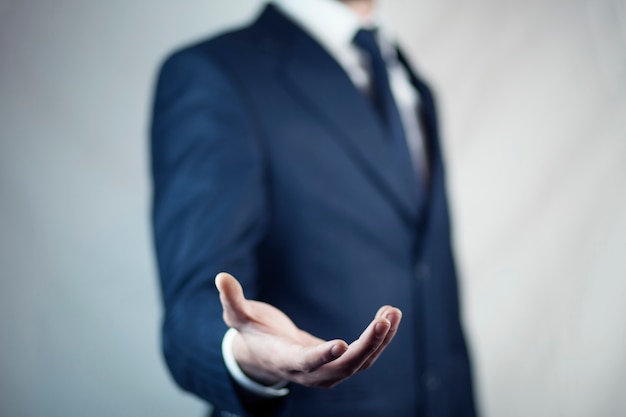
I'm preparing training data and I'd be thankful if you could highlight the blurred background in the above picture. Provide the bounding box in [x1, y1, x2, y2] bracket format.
[1, 0, 625, 416]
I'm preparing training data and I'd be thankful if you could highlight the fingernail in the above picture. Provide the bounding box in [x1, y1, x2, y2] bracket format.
[386, 313, 398, 322]
[375, 322, 388, 335]
[330, 344, 343, 358]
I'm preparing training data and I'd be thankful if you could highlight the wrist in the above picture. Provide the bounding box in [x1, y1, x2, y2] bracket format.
[222, 328, 289, 397]
[231, 330, 284, 386]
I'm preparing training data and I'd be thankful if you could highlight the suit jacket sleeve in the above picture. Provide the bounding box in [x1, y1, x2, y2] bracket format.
[151, 46, 272, 415]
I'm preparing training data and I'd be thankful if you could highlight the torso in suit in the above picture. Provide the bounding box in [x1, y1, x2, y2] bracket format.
[151, 4, 477, 417]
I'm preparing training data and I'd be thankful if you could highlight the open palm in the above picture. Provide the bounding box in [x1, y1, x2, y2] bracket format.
[215, 272, 402, 388]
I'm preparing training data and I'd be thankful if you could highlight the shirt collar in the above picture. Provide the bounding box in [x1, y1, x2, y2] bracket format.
[272, 0, 394, 53]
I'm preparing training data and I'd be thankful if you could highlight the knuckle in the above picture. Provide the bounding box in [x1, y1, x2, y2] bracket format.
[300, 362, 315, 373]
[295, 356, 315, 373]
[279, 361, 300, 376]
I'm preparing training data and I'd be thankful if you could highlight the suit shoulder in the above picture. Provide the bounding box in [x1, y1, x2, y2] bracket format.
[160, 29, 248, 71]
[156, 3, 286, 77]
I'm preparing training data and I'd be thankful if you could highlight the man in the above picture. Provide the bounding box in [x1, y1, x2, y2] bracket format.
[151, 0, 477, 416]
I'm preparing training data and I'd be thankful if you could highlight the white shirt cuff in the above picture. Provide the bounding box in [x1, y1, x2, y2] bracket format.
[221, 327, 290, 398]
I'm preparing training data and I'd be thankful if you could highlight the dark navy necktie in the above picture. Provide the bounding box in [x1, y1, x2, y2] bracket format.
[353, 28, 423, 199]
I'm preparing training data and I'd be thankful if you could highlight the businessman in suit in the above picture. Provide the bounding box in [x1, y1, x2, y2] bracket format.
[151, 0, 477, 416]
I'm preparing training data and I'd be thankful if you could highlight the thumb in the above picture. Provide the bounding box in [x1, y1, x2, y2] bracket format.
[215, 272, 250, 328]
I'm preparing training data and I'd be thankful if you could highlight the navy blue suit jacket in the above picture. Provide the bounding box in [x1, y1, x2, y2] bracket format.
[151, 4, 477, 417]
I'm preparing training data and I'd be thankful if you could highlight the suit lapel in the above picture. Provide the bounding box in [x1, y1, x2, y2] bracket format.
[262, 6, 418, 223]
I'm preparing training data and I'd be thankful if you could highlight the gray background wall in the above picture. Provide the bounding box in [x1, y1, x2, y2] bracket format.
[0, 0, 624, 416]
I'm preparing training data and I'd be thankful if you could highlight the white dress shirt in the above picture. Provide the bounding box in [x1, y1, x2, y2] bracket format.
[222, 0, 430, 398]
[273, 0, 429, 180]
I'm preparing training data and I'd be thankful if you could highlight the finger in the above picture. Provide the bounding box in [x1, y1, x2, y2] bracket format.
[215, 272, 250, 327]
[293, 339, 349, 374]
[375, 305, 392, 319]
[357, 307, 402, 371]
[322, 317, 390, 379]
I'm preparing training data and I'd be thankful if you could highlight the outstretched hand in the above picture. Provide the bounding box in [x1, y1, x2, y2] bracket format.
[215, 272, 402, 389]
